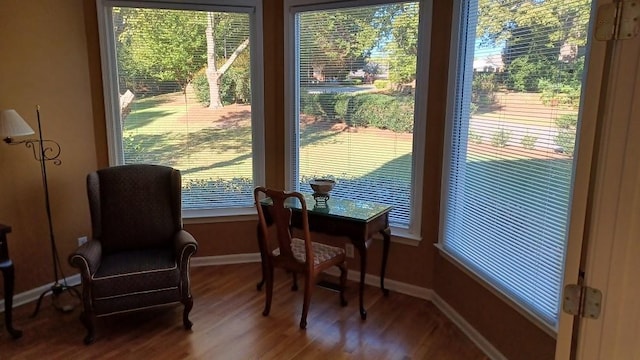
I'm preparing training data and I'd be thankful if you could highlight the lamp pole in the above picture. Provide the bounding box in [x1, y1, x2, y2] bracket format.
[1, 106, 79, 316]
[33, 106, 66, 308]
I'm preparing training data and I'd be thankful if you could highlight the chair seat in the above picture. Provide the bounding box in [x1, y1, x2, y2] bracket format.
[92, 247, 179, 299]
[273, 238, 345, 266]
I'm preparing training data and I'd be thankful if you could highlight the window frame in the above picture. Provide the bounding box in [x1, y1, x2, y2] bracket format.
[438, 0, 600, 335]
[96, 0, 265, 219]
[283, 0, 432, 241]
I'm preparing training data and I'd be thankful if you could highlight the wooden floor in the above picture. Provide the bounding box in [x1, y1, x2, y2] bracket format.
[0, 263, 489, 359]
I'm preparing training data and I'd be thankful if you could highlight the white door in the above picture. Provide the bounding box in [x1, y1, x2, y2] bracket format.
[575, 24, 640, 359]
[556, 4, 640, 358]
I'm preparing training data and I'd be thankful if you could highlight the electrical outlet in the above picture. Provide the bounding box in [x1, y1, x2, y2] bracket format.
[78, 236, 88, 246]
[345, 243, 354, 258]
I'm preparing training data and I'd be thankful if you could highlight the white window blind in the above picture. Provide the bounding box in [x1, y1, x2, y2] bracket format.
[106, 4, 258, 211]
[290, 2, 424, 230]
[443, 0, 592, 327]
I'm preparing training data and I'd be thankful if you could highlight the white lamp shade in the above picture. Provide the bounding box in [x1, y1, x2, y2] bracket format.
[0, 109, 35, 139]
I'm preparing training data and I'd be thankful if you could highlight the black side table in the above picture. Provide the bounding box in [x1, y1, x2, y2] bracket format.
[1, 224, 23, 339]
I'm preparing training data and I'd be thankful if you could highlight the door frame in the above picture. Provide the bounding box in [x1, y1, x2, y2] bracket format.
[554, 0, 612, 357]
[569, 20, 640, 359]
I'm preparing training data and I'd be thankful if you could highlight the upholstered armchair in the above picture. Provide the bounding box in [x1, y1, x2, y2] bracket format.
[69, 164, 198, 344]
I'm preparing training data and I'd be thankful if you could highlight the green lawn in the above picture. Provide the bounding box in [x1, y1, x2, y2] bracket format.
[123, 91, 566, 184]
[122, 91, 572, 224]
[124, 93, 414, 185]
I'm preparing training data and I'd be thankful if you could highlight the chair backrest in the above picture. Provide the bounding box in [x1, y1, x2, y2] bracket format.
[87, 164, 182, 253]
[254, 187, 314, 267]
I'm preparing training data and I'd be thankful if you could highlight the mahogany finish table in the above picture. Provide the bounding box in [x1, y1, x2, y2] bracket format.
[257, 194, 392, 320]
[0, 224, 23, 339]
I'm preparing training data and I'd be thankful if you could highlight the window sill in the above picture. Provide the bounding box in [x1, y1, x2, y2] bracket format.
[390, 227, 422, 246]
[182, 207, 257, 224]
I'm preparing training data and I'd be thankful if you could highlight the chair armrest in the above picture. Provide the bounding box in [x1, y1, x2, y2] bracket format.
[173, 230, 198, 268]
[68, 240, 102, 277]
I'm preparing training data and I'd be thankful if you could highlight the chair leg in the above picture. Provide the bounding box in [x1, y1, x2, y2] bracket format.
[80, 310, 96, 345]
[183, 296, 194, 330]
[263, 266, 274, 316]
[300, 272, 314, 329]
[339, 262, 348, 307]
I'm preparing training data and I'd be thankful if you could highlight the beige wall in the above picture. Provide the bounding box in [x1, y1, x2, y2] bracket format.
[0, 0, 554, 358]
[0, 0, 98, 293]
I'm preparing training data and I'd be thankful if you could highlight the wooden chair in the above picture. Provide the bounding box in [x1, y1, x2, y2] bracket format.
[254, 187, 348, 329]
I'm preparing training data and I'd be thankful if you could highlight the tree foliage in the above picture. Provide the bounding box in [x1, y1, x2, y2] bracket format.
[298, 8, 381, 82]
[384, 3, 420, 83]
[115, 7, 250, 108]
[297, 4, 422, 85]
[476, 0, 591, 94]
[477, 0, 591, 52]
[117, 8, 207, 92]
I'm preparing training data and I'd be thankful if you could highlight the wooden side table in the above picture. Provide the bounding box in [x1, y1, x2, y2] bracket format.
[0, 224, 23, 339]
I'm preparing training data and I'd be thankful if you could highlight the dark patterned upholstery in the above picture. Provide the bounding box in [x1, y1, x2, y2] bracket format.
[69, 164, 198, 344]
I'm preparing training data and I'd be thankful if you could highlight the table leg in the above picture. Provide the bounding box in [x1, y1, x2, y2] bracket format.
[2, 263, 23, 339]
[355, 242, 367, 320]
[380, 226, 391, 296]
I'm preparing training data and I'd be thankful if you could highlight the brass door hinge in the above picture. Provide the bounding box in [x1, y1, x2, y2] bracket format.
[595, 1, 640, 40]
[563, 284, 603, 319]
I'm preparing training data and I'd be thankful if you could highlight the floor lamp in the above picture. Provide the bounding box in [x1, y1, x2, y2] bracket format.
[0, 106, 79, 316]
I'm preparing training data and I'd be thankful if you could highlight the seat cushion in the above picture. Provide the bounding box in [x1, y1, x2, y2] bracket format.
[92, 247, 180, 300]
[273, 238, 345, 265]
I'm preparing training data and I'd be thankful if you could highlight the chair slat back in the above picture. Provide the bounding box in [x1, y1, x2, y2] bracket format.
[254, 187, 313, 267]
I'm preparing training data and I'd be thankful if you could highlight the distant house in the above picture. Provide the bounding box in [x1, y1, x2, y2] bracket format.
[473, 54, 504, 72]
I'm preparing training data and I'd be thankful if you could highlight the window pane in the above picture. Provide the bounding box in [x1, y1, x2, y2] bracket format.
[113, 7, 254, 209]
[443, 0, 593, 326]
[294, 3, 420, 228]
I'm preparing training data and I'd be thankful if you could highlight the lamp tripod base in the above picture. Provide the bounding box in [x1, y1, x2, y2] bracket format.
[31, 281, 81, 318]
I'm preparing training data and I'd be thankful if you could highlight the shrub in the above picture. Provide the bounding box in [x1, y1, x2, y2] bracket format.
[539, 79, 581, 108]
[491, 128, 511, 147]
[469, 102, 478, 115]
[300, 92, 323, 117]
[472, 73, 498, 110]
[298, 91, 414, 133]
[373, 80, 390, 89]
[318, 93, 340, 120]
[191, 65, 251, 107]
[469, 130, 483, 144]
[192, 69, 210, 106]
[350, 93, 414, 132]
[555, 113, 578, 156]
[182, 177, 254, 208]
[220, 65, 251, 104]
[521, 133, 537, 149]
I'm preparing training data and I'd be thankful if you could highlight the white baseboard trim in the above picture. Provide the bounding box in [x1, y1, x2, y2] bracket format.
[430, 294, 507, 360]
[322, 267, 435, 301]
[2, 255, 504, 359]
[0, 274, 81, 312]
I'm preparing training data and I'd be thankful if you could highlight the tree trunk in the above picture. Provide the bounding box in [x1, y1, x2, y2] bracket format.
[120, 89, 135, 125]
[205, 12, 250, 109]
[206, 13, 223, 109]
